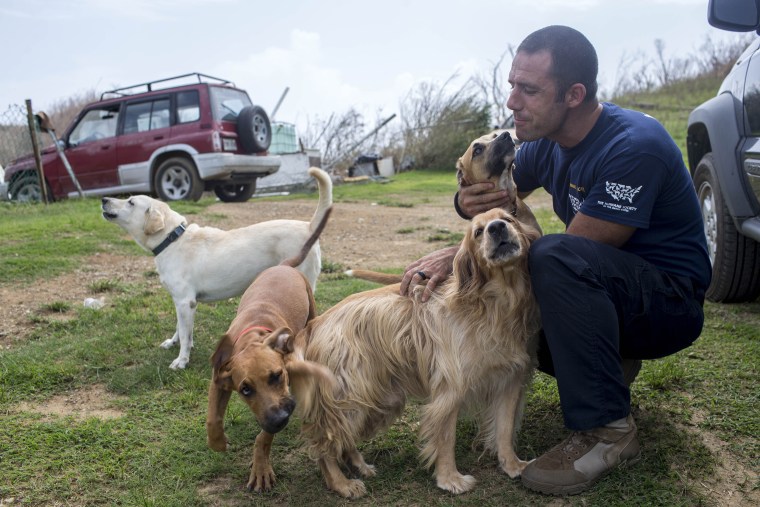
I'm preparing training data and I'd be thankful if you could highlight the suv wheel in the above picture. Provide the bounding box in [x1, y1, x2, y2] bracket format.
[694, 153, 760, 302]
[237, 105, 272, 153]
[9, 171, 47, 202]
[213, 181, 256, 203]
[154, 157, 204, 202]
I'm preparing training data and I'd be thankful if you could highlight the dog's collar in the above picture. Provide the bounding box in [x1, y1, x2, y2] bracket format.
[152, 224, 186, 256]
[234, 325, 273, 344]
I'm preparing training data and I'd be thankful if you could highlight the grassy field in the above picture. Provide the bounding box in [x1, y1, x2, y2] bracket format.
[0, 167, 757, 507]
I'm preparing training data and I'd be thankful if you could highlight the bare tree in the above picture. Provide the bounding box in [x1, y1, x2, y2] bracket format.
[399, 73, 490, 170]
[472, 46, 516, 128]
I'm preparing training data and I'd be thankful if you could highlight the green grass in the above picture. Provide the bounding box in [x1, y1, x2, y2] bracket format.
[1, 79, 758, 504]
[1, 176, 756, 506]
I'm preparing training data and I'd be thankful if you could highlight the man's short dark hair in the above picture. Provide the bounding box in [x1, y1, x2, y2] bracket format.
[517, 25, 598, 103]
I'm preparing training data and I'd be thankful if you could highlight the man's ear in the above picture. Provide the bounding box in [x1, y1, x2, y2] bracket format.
[144, 206, 165, 236]
[264, 327, 295, 355]
[565, 83, 587, 108]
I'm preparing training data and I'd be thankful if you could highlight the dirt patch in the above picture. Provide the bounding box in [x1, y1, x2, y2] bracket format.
[15, 384, 126, 421]
[0, 253, 154, 348]
[677, 400, 760, 507]
[0, 195, 474, 347]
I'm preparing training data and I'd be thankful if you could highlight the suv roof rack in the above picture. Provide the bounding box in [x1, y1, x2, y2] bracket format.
[100, 72, 235, 100]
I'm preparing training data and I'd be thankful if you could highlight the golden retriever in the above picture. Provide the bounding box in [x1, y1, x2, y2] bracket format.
[295, 206, 542, 498]
[101, 167, 332, 369]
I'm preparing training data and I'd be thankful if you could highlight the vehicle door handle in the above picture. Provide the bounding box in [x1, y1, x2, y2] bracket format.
[153, 136, 164, 141]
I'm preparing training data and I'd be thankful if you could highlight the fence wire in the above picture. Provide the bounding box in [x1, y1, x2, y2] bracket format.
[0, 103, 36, 168]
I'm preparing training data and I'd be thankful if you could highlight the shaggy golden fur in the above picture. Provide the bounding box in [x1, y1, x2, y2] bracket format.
[295, 207, 542, 498]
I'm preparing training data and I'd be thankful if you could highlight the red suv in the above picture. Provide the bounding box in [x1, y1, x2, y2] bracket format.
[4, 73, 280, 202]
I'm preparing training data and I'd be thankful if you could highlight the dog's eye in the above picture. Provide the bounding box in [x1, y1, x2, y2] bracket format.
[473, 144, 484, 156]
[240, 384, 255, 397]
[128, 198, 134, 206]
[268, 370, 283, 386]
[474, 227, 484, 238]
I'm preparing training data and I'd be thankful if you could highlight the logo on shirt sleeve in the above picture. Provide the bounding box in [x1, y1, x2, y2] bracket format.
[605, 181, 642, 203]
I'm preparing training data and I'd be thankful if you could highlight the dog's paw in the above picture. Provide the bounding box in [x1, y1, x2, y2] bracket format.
[436, 472, 476, 495]
[247, 467, 276, 493]
[333, 479, 366, 499]
[169, 357, 189, 369]
[355, 462, 376, 478]
[499, 456, 532, 478]
[207, 434, 228, 452]
[160, 338, 177, 349]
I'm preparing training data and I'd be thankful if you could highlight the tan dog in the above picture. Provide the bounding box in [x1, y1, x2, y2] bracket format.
[457, 129, 540, 232]
[206, 207, 335, 493]
[296, 206, 542, 498]
[101, 167, 332, 369]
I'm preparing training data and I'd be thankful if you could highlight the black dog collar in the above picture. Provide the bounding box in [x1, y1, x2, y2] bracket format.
[152, 224, 187, 256]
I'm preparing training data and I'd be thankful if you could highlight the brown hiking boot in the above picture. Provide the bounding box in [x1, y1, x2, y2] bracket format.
[521, 414, 641, 496]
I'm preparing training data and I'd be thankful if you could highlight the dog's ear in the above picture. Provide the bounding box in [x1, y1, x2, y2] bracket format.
[497, 162, 518, 209]
[210, 334, 235, 390]
[456, 158, 466, 186]
[264, 327, 295, 355]
[144, 206, 165, 236]
[452, 239, 488, 297]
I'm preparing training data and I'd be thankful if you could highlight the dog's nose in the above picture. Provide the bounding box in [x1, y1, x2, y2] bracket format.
[496, 130, 515, 150]
[487, 220, 508, 238]
[262, 398, 296, 434]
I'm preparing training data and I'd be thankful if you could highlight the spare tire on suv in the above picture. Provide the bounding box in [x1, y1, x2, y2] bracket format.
[237, 105, 272, 153]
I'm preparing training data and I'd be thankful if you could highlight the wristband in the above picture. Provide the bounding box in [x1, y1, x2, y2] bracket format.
[453, 191, 471, 220]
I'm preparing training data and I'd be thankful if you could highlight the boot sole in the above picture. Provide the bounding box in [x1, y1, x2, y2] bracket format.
[521, 452, 642, 496]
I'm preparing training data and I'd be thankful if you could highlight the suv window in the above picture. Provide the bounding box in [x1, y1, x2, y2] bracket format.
[69, 105, 120, 145]
[177, 90, 200, 124]
[123, 98, 171, 134]
[210, 86, 252, 121]
[744, 49, 760, 135]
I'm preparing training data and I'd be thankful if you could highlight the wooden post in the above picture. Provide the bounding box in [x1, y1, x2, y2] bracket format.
[25, 99, 48, 204]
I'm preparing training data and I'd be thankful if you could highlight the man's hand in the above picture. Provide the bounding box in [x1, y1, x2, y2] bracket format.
[458, 182, 510, 218]
[401, 246, 458, 302]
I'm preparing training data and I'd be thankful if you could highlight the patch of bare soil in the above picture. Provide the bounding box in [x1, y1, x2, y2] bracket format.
[15, 384, 126, 421]
[0, 253, 154, 348]
[678, 404, 760, 507]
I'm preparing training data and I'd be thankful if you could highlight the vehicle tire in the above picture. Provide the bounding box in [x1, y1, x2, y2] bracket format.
[154, 157, 204, 201]
[693, 153, 760, 303]
[213, 181, 256, 202]
[237, 105, 271, 153]
[8, 170, 48, 202]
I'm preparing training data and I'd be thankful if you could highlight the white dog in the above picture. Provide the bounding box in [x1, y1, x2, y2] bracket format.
[101, 167, 332, 369]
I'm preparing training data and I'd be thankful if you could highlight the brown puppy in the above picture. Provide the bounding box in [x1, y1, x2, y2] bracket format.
[206, 207, 334, 493]
[297, 207, 542, 498]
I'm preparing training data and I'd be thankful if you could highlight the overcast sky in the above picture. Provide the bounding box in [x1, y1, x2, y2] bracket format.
[0, 0, 749, 133]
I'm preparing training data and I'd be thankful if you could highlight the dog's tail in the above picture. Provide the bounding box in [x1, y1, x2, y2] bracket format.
[344, 269, 403, 285]
[307, 167, 333, 234]
[281, 206, 333, 268]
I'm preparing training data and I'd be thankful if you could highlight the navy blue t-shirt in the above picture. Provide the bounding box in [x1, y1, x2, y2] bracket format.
[514, 103, 711, 289]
